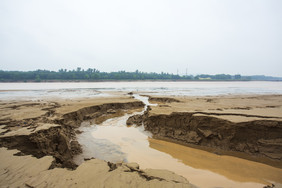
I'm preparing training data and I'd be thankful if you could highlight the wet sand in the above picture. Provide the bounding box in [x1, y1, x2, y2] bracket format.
[76, 113, 282, 188]
[0, 147, 191, 188]
[144, 94, 282, 166]
[0, 93, 282, 187]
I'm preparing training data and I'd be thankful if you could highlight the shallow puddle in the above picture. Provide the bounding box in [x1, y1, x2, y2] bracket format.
[74, 95, 282, 188]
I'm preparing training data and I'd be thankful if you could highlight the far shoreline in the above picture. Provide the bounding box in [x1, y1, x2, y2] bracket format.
[1, 80, 282, 83]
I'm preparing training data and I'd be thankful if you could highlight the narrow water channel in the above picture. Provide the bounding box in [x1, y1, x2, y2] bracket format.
[74, 95, 282, 188]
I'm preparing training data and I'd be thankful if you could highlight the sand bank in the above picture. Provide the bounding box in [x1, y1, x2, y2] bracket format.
[1, 94, 282, 187]
[129, 94, 282, 168]
[0, 95, 194, 187]
[0, 147, 191, 188]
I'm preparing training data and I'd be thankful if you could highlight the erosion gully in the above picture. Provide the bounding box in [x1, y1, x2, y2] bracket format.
[74, 94, 281, 188]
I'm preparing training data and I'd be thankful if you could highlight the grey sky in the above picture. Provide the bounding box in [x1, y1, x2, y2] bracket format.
[0, 0, 281, 76]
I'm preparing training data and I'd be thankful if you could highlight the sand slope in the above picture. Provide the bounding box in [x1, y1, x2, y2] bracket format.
[0, 148, 192, 188]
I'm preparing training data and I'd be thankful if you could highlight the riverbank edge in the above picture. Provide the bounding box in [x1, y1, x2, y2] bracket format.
[1, 94, 282, 187]
[0, 97, 196, 187]
[126, 95, 282, 168]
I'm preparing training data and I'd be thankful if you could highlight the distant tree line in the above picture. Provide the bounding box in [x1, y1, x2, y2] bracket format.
[0, 68, 280, 82]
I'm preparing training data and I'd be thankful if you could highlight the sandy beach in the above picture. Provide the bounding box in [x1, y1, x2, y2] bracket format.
[0, 93, 282, 187]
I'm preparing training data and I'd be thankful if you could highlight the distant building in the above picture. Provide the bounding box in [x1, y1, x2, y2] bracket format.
[199, 77, 212, 80]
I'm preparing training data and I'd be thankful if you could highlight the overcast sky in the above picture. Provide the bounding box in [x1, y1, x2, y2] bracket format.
[0, 0, 281, 76]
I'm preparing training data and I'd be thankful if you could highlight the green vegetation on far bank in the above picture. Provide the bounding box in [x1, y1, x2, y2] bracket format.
[0, 68, 281, 82]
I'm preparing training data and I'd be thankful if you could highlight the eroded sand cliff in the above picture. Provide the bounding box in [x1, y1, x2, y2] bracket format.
[129, 95, 282, 168]
[0, 96, 193, 187]
[1, 94, 282, 187]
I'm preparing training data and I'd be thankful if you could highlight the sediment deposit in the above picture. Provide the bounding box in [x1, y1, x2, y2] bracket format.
[1, 94, 282, 187]
[0, 147, 192, 188]
[0, 95, 197, 187]
[131, 95, 282, 167]
[0, 97, 144, 169]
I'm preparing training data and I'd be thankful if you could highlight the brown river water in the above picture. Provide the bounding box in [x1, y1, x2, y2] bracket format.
[74, 95, 282, 188]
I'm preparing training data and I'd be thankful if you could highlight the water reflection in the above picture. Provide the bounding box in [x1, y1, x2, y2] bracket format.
[74, 125, 127, 165]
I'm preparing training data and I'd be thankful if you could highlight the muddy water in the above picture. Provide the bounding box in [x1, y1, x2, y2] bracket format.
[75, 95, 282, 188]
[2, 81, 282, 100]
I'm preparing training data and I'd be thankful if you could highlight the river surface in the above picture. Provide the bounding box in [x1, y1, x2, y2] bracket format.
[1, 81, 282, 100]
[74, 95, 282, 188]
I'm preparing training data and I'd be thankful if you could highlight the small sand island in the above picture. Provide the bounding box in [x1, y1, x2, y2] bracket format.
[0, 92, 282, 188]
